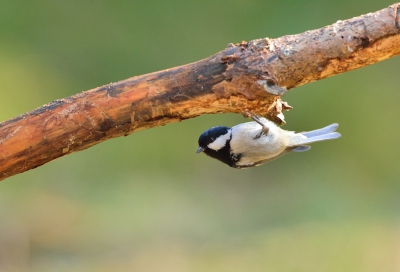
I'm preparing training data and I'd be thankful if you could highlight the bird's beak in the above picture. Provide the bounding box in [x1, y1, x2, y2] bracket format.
[196, 147, 205, 154]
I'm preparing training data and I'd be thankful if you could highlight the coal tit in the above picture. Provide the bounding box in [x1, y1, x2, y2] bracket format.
[196, 114, 341, 168]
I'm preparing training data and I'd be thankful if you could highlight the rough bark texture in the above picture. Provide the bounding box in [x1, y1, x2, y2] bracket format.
[0, 3, 399, 180]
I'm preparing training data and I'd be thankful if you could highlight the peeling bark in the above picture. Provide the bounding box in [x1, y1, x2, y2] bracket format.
[0, 3, 399, 180]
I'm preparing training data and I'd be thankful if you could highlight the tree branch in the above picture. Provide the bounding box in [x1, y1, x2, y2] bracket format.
[1, 3, 399, 181]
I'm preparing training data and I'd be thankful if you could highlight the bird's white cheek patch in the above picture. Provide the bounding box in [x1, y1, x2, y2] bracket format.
[207, 131, 231, 151]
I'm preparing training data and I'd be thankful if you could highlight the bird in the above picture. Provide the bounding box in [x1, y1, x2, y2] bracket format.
[196, 114, 341, 168]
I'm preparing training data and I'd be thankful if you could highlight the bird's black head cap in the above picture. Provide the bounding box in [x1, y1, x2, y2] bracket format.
[198, 126, 230, 149]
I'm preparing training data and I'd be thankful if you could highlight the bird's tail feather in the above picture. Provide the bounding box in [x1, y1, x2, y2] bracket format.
[289, 123, 340, 152]
[298, 123, 341, 145]
[300, 132, 341, 145]
[301, 123, 339, 138]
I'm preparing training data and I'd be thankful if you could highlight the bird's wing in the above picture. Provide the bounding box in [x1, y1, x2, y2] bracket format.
[234, 147, 296, 169]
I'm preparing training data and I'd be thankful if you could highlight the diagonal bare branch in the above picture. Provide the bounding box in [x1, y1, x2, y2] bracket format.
[0, 3, 399, 181]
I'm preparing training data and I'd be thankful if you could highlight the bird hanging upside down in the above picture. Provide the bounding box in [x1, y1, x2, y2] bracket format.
[196, 113, 341, 168]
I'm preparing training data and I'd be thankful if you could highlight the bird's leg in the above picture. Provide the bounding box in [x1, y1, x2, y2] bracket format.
[242, 111, 269, 139]
[253, 116, 269, 139]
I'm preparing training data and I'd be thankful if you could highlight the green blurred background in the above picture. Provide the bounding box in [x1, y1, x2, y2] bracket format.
[1, 1, 399, 271]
